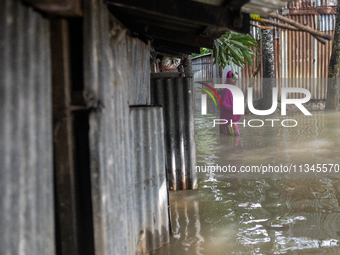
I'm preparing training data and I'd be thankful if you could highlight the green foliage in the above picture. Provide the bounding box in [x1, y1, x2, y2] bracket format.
[192, 47, 211, 57]
[213, 31, 258, 75]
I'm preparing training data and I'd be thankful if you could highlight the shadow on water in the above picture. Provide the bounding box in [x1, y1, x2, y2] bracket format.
[155, 111, 340, 255]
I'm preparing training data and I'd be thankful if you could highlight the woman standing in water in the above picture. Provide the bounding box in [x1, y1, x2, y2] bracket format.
[220, 70, 242, 135]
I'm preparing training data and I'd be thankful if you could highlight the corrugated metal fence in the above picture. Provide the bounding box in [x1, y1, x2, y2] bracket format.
[2, 0, 198, 254]
[130, 107, 170, 254]
[151, 77, 198, 191]
[246, 0, 337, 100]
[84, 0, 170, 254]
[0, 0, 54, 254]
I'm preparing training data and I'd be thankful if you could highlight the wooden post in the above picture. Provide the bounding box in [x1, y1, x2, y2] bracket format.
[326, 3, 340, 109]
[261, 29, 275, 110]
[51, 19, 79, 255]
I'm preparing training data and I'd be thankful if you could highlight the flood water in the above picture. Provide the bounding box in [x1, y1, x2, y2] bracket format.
[155, 111, 340, 254]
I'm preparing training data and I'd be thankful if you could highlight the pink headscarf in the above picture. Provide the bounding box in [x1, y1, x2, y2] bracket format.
[226, 70, 236, 84]
[227, 70, 233, 78]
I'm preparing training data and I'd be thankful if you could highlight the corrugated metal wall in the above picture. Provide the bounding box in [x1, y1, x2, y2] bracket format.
[84, 0, 169, 254]
[281, 15, 334, 99]
[245, 13, 335, 100]
[112, 33, 151, 105]
[84, 0, 135, 253]
[151, 78, 198, 191]
[246, 0, 337, 100]
[127, 38, 150, 105]
[0, 0, 54, 254]
[287, 0, 337, 8]
[192, 54, 217, 82]
[130, 107, 170, 254]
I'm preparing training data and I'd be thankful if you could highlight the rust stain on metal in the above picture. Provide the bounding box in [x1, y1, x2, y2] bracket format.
[151, 78, 197, 191]
[243, 10, 336, 100]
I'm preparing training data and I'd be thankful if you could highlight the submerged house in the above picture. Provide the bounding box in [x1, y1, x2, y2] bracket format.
[1, 0, 296, 254]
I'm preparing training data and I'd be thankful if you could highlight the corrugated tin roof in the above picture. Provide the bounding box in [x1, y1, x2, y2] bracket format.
[191, 53, 212, 60]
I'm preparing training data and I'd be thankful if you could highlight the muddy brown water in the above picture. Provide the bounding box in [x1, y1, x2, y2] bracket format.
[155, 111, 340, 254]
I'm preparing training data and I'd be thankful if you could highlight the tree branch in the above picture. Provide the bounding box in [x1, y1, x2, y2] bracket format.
[268, 12, 333, 40]
[252, 18, 327, 44]
[250, 23, 273, 30]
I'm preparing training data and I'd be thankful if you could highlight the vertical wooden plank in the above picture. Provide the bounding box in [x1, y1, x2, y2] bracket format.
[303, 16, 307, 97]
[318, 31, 322, 99]
[311, 15, 315, 99]
[278, 28, 281, 100]
[50, 18, 80, 255]
[299, 15, 303, 98]
[306, 15, 310, 97]
[288, 18, 293, 97]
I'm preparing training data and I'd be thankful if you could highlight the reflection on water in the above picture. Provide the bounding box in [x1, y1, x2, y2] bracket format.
[155, 111, 340, 254]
